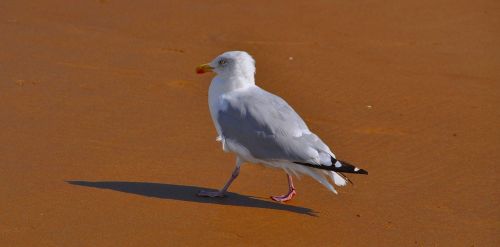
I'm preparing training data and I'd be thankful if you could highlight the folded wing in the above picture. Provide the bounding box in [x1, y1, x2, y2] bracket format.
[217, 87, 333, 165]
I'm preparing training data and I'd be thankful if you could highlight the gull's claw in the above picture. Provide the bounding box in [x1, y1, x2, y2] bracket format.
[270, 189, 296, 203]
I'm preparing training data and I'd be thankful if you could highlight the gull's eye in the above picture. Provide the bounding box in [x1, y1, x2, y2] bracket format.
[218, 59, 227, 65]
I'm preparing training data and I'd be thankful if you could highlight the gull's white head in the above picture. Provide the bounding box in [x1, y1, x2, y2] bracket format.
[196, 51, 255, 82]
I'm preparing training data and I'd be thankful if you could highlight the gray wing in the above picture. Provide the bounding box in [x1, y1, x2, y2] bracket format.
[217, 87, 333, 165]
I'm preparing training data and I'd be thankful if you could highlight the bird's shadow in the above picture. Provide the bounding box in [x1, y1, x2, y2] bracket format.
[67, 181, 316, 216]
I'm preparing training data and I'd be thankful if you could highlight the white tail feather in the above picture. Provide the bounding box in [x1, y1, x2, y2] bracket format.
[268, 161, 346, 194]
[282, 163, 338, 194]
[331, 172, 348, 186]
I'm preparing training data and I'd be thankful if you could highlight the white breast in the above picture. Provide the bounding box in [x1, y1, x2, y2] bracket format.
[208, 77, 226, 136]
[208, 76, 253, 136]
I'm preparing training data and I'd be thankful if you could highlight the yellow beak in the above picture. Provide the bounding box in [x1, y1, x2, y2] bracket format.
[196, 63, 214, 74]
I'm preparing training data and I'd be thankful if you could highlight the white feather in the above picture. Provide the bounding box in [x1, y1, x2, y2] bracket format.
[331, 172, 348, 187]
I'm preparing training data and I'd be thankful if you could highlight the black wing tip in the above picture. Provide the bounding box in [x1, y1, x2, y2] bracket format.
[358, 169, 368, 175]
[336, 159, 369, 175]
[294, 160, 369, 175]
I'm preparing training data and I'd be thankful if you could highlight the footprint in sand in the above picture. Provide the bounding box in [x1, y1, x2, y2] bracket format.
[166, 80, 201, 91]
[354, 127, 407, 137]
[15, 79, 38, 86]
[159, 48, 185, 54]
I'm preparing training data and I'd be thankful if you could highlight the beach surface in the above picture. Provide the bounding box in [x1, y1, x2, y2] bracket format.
[1, 0, 499, 246]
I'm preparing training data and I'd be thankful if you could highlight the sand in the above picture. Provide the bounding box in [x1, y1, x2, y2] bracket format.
[1, 0, 499, 246]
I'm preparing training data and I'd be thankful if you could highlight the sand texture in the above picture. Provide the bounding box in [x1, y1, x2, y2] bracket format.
[1, 0, 499, 246]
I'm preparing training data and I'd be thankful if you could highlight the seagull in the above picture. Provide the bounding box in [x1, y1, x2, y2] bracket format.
[196, 51, 367, 202]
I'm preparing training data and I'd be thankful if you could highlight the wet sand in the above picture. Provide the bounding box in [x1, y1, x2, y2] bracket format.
[1, 0, 499, 246]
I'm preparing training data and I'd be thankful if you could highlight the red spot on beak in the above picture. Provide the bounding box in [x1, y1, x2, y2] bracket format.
[196, 67, 205, 74]
[196, 64, 213, 74]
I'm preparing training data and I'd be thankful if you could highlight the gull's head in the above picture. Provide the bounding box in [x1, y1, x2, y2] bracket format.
[196, 51, 255, 81]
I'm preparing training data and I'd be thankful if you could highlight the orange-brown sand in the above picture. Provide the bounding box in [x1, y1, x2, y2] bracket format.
[1, 0, 499, 246]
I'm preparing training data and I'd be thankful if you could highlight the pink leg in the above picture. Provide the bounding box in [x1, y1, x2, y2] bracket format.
[198, 159, 241, 198]
[271, 174, 296, 202]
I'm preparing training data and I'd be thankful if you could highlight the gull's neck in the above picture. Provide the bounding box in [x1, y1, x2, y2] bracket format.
[211, 74, 255, 93]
